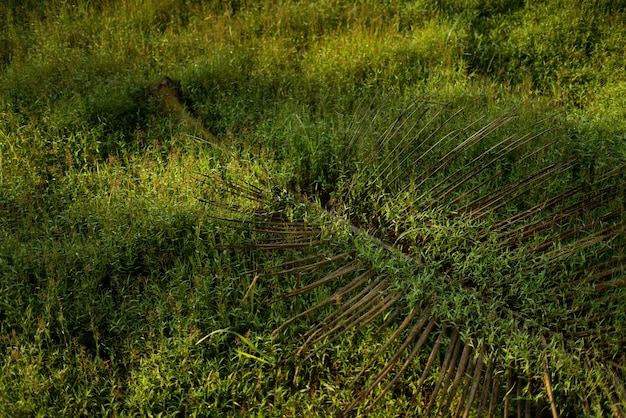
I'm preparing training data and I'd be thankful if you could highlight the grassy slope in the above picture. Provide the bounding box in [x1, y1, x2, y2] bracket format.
[1, 0, 625, 416]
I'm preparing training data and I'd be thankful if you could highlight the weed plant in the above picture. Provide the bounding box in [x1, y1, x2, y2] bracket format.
[1, 0, 625, 416]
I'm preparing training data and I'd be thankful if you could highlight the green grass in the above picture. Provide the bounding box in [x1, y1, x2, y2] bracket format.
[1, 0, 625, 416]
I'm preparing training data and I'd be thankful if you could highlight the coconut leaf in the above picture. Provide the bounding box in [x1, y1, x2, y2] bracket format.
[204, 102, 626, 416]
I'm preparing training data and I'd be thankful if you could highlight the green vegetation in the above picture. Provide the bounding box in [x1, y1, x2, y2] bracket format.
[1, 0, 624, 416]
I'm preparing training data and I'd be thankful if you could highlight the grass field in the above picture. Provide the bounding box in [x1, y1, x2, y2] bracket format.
[1, 1, 625, 416]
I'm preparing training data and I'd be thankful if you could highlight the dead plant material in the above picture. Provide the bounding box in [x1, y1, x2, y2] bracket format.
[204, 102, 626, 416]
[150, 76, 221, 144]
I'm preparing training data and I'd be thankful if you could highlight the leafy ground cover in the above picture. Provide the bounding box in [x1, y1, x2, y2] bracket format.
[1, 0, 625, 416]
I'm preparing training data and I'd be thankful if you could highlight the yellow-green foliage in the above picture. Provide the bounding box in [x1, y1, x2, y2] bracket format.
[1, 0, 625, 416]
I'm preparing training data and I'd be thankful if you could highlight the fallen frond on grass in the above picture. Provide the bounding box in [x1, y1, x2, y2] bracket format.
[203, 101, 625, 416]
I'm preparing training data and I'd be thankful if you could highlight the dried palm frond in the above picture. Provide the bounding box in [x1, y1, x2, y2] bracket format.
[203, 101, 625, 416]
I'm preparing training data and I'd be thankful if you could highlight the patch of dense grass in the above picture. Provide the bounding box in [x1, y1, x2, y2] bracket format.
[1, 0, 625, 415]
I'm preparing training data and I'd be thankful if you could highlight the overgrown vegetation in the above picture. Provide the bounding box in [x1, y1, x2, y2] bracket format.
[1, 0, 624, 416]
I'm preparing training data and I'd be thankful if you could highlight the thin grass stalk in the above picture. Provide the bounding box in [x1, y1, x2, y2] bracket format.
[463, 158, 572, 213]
[586, 275, 626, 294]
[452, 138, 568, 220]
[557, 252, 626, 292]
[404, 113, 515, 211]
[202, 174, 266, 202]
[453, 352, 478, 418]
[404, 325, 447, 418]
[542, 226, 623, 271]
[369, 104, 434, 183]
[602, 384, 626, 418]
[543, 359, 560, 418]
[208, 178, 266, 201]
[343, 92, 395, 158]
[488, 185, 584, 235]
[607, 360, 625, 371]
[375, 105, 447, 180]
[250, 235, 317, 245]
[390, 117, 490, 211]
[211, 214, 319, 229]
[273, 262, 364, 301]
[445, 169, 503, 212]
[200, 198, 263, 213]
[530, 209, 625, 255]
[517, 375, 523, 418]
[377, 300, 409, 331]
[607, 365, 626, 409]
[297, 275, 388, 340]
[272, 270, 376, 335]
[488, 369, 502, 418]
[536, 398, 546, 418]
[559, 311, 614, 329]
[249, 217, 319, 227]
[429, 337, 465, 415]
[296, 281, 389, 356]
[554, 268, 625, 301]
[299, 289, 402, 362]
[563, 294, 626, 339]
[585, 358, 609, 415]
[342, 93, 373, 157]
[438, 112, 515, 169]
[461, 343, 487, 418]
[213, 215, 320, 230]
[404, 325, 446, 418]
[270, 251, 356, 277]
[440, 342, 473, 416]
[237, 226, 321, 235]
[316, 288, 403, 342]
[504, 368, 513, 417]
[498, 119, 555, 156]
[389, 118, 470, 202]
[227, 240, 324, 250]
[304, 291, 403, 369]
[367, 317, 438, 412]
[471, 170, 573, 224]
[469, 160, 575, 219]
[504, 182, 624, 242]
[241, 273, 259, 305]
[502, 209, 588, 250]
[353, 314, 437, 416]
[437, 131, 555, 211]
[570, 325, 619, 339]
[384, 107, 465, 187]
[477, 359, 496, 417]
[572, 393, 581, 418]
[500, 170, 625, 232]
[351, 303, 424, 385]
[426, 329, 462, 414]
[375, 100, 425, 150]
[346, 100, 423, 188]
[242, 253, 326, 275]
[525, 376, 533, 418]
[425, 125, 550, 210]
